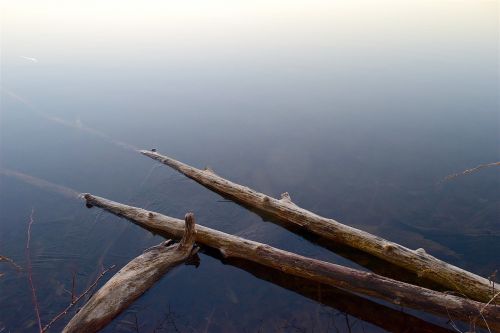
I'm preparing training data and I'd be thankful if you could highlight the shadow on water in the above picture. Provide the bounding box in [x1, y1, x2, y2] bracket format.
[0, 86, 467, 292]
[203, 189, 448, 292]
[0, 167, 482, 332]
[1, 166, 443, 291]
[1, 86, 139, 153]
[202, 250, 455, 333]
[88, 203, 458, 333]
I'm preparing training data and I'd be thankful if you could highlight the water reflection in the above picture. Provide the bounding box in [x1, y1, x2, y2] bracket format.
[222, 257, 454, 333]
[0, 170, 456, 332]
[1, 0, 498, 332]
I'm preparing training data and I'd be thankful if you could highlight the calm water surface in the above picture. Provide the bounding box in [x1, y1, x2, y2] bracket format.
[1, 1, 498, 332]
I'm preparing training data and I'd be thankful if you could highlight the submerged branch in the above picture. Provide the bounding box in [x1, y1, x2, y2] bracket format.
[0, 169, 80, 200]
[443, 162, 500, 182]
[25, 208, 42, 333]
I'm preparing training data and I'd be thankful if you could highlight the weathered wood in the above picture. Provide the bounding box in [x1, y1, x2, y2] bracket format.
[62, 212, 198, 333]
[82, 193, 500, 331]
[140, 150, 497, 303]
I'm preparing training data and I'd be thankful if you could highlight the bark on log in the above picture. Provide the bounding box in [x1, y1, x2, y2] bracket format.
[140, 150, 496, 303]
[82, 193, 500, 331]
[62, 213, 198, 333]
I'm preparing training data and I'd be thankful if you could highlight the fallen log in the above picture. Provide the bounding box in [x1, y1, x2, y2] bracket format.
[82, 193, 500, 331]
[62, 212, 198, 333]
[140, 150, 497, 303]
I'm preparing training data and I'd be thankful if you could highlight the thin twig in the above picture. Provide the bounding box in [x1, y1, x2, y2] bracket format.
[133, 313, 140, 333]
[203, 308, 216, 333]
[480, 291, 500, 312]
[467, 284, 500, 332]
[443, 162, 500, 182]
[26, 207, 42, 333]
[479, 311, 491, 333]
[71, 270, 76, 303]
[41, 264, 115, 332]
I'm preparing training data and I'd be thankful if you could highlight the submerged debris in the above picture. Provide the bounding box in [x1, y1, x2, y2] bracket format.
[443, 161, 500, 181]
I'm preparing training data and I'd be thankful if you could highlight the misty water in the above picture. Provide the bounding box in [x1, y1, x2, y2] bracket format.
[1, 1, 498, 332]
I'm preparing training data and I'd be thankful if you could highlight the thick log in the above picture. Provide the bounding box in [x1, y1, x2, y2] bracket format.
[62, 213, 198, 333]
[82, 193, 500, 331]
[140, 150, 496, 303]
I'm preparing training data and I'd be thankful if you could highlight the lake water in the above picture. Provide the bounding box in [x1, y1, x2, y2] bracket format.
[1, 1, 498, 332]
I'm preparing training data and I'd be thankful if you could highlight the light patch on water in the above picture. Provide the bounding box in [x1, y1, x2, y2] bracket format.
[0, 168, 81, 200]
[1, 86, 138, 152]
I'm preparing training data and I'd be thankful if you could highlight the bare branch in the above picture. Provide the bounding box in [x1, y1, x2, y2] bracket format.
[26, 207, 42, 333]
[443, 162, 500, 182]
[42, 265, 116, 332]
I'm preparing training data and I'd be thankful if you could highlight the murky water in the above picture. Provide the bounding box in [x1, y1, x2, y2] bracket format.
[1, 1, 498, 332]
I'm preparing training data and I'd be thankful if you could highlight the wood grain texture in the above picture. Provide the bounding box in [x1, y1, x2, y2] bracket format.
[62, 213, 197, 333]
[82, 193, 500, 331]
[140, 150, 497, 304]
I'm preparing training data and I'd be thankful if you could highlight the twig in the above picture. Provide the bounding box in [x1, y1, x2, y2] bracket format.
[138, 164, 160, 188]
[133, 313, 140, 333]
[443, 162, 500, 182]
[203, 308, 216, 333]
[478, 289, 500, 332]
[41, 264, 115, 332]
[71, 270, 76, 303]
[26, 207, 42, 333]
